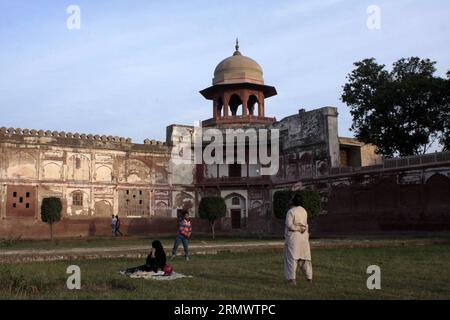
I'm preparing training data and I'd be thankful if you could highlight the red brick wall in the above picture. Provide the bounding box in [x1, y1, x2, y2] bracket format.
[5, 186, 37, 218]
[315, 174, 450, 234]
[0, 217, 219, 239]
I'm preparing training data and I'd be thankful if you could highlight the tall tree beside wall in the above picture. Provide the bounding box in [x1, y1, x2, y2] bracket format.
[41, 197, 62, 241]
[342, 57, 450, 157]
[199, 196, 226, 240]
[273, 190, 321, 220]
[441, 71, 450, 151]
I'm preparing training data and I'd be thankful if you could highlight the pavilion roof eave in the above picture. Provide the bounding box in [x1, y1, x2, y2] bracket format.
[199, 83, 277, 100]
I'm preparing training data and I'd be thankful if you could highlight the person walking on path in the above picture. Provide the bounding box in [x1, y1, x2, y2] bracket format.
[171, 210, 192, 261]
[111, 215, 117, 237]
[115, 215, 123, 236]
[284, 193, 313, 287]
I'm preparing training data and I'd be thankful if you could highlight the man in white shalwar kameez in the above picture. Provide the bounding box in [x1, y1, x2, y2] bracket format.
[284, 193, 313, 286]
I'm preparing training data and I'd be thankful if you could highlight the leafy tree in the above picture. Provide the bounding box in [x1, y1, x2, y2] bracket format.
[438, 71, 450, 150]
[273, 190, 293, 220]
[342, 57, 450, 157]
[273, 190, 321, 220]
[199, 196, 226, 240]
[41, 197, 62, 241]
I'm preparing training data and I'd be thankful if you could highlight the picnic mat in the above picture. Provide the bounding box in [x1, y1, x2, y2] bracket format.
[120, 270, 193, 281]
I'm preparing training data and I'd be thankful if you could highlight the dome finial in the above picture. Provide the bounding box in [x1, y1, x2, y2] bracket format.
[233, 38, 241, 56]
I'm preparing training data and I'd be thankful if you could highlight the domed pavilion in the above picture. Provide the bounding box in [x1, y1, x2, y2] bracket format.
[200, 40, 277, 127]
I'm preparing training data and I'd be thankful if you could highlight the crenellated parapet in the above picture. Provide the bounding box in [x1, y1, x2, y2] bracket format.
[143, 139, 165, 146]
[0, 127, 132, 142]
[0, 126, 167, 150]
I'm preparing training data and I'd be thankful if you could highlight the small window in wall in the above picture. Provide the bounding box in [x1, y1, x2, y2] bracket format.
[19, 197, 23, 203]
[13, 203, 16, 208]
[139, 200, 143, 205]
[139, 190, 142, 195]
[13, 192, 17, 198]
[26, 192, 30, 198]
[26, 203, 30, 209]
[232, 197, 240, 206]
[126, 190, 129, 195]
[72, 192, 83, 206]
[75, 157, 81, 169]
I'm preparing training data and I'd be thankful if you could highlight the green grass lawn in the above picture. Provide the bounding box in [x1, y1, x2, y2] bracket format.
[2, 232, 449, 251]
[0, 235, 281, 250]
[1, 244, 449, 300]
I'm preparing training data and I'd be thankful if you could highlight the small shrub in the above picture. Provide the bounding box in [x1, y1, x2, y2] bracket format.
[41, 197, 62, 240]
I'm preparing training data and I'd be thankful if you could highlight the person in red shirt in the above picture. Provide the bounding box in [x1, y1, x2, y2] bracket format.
[170, 210, 192, 261]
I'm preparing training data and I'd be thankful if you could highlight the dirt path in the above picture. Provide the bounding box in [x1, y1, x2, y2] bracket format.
[1, 238, 448, 263]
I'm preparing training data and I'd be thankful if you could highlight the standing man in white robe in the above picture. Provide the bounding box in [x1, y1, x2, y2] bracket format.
[284, 193, 313, 286]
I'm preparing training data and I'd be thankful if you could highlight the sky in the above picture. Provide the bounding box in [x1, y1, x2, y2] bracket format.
[0, 0, 449, 143]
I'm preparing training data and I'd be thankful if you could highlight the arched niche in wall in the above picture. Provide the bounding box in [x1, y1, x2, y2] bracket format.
[67, 190, 91, 216]
[94, 200, 113, 217]
[42, 162, 62, 180]
[7, 151, 37, 179]
[127, 159, 151, 183]
[95, 166, 113, 182]
[173, 191, 195, 217]
[224, 192, 247, 229]
[68, 154, 90, 181]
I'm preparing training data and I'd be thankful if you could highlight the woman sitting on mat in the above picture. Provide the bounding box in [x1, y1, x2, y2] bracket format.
[125, 240, 167, 274]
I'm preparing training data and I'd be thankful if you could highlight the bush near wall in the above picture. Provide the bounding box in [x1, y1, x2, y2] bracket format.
[41, 197, 62, 240]
[199, 196, 227, 240]
[273, 189, 321, 220]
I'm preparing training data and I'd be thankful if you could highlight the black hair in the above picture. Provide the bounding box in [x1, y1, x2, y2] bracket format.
[152, 240, 166, 258]
[291, 193, 304, 207]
